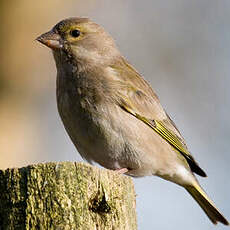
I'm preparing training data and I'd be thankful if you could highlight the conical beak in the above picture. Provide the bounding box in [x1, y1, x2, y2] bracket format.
[36, 30, 62, 50]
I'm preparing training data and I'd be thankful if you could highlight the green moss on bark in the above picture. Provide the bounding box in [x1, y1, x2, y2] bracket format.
[0, 162, 137, 230]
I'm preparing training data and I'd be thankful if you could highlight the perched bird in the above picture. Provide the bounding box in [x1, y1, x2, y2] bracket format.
[37, 17, 229, 225]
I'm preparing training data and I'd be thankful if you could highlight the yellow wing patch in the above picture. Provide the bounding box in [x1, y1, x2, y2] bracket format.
[120, 102, 207, 177]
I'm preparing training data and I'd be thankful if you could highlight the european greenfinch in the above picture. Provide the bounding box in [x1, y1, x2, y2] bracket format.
[37, 17, 229, 225]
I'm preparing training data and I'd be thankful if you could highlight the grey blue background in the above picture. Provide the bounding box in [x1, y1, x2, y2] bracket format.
[0, 1, 229, 229]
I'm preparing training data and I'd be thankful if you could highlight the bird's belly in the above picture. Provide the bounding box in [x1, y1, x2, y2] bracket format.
[57, 91, 121, 166]
[57, 91, 182, 177]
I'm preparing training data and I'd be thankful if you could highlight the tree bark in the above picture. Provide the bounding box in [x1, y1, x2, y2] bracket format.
[0, 162, 137, 230]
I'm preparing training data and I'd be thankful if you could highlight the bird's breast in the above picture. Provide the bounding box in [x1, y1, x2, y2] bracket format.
[56, 70, 116, 162]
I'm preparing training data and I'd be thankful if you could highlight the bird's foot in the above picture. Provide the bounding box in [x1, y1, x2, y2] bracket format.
[115, 168, 129, 174]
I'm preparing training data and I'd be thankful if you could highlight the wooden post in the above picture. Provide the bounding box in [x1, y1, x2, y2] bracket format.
[0, 162, 137, 230]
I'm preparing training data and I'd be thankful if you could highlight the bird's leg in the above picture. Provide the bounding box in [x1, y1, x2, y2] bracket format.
[115, 168, 129, 174]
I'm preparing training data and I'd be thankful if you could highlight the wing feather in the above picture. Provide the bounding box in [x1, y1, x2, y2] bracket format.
[108, 60, 206, 177]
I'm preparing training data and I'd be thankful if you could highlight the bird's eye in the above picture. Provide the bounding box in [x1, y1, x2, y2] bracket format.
[70, 29, 81, 38]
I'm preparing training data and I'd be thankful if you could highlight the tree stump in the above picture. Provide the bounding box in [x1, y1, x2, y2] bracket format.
[0, 162, 137, 230]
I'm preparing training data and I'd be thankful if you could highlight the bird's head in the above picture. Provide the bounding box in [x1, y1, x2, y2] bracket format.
[36, 17, 120, 68]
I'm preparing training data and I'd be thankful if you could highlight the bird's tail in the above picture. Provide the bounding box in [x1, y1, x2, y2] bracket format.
[185, 183, 229, 225]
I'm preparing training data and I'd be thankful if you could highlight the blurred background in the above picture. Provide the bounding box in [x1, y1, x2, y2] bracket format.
[0, 0, 229, 229]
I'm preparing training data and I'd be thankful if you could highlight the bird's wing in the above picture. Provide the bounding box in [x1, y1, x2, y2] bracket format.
[109, 59, 206, 177]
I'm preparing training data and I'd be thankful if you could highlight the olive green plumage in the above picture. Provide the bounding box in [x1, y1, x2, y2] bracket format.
[37, 17, 229, 225]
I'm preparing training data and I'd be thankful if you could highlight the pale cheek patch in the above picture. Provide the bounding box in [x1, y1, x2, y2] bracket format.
[73, 46, 105, 65]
